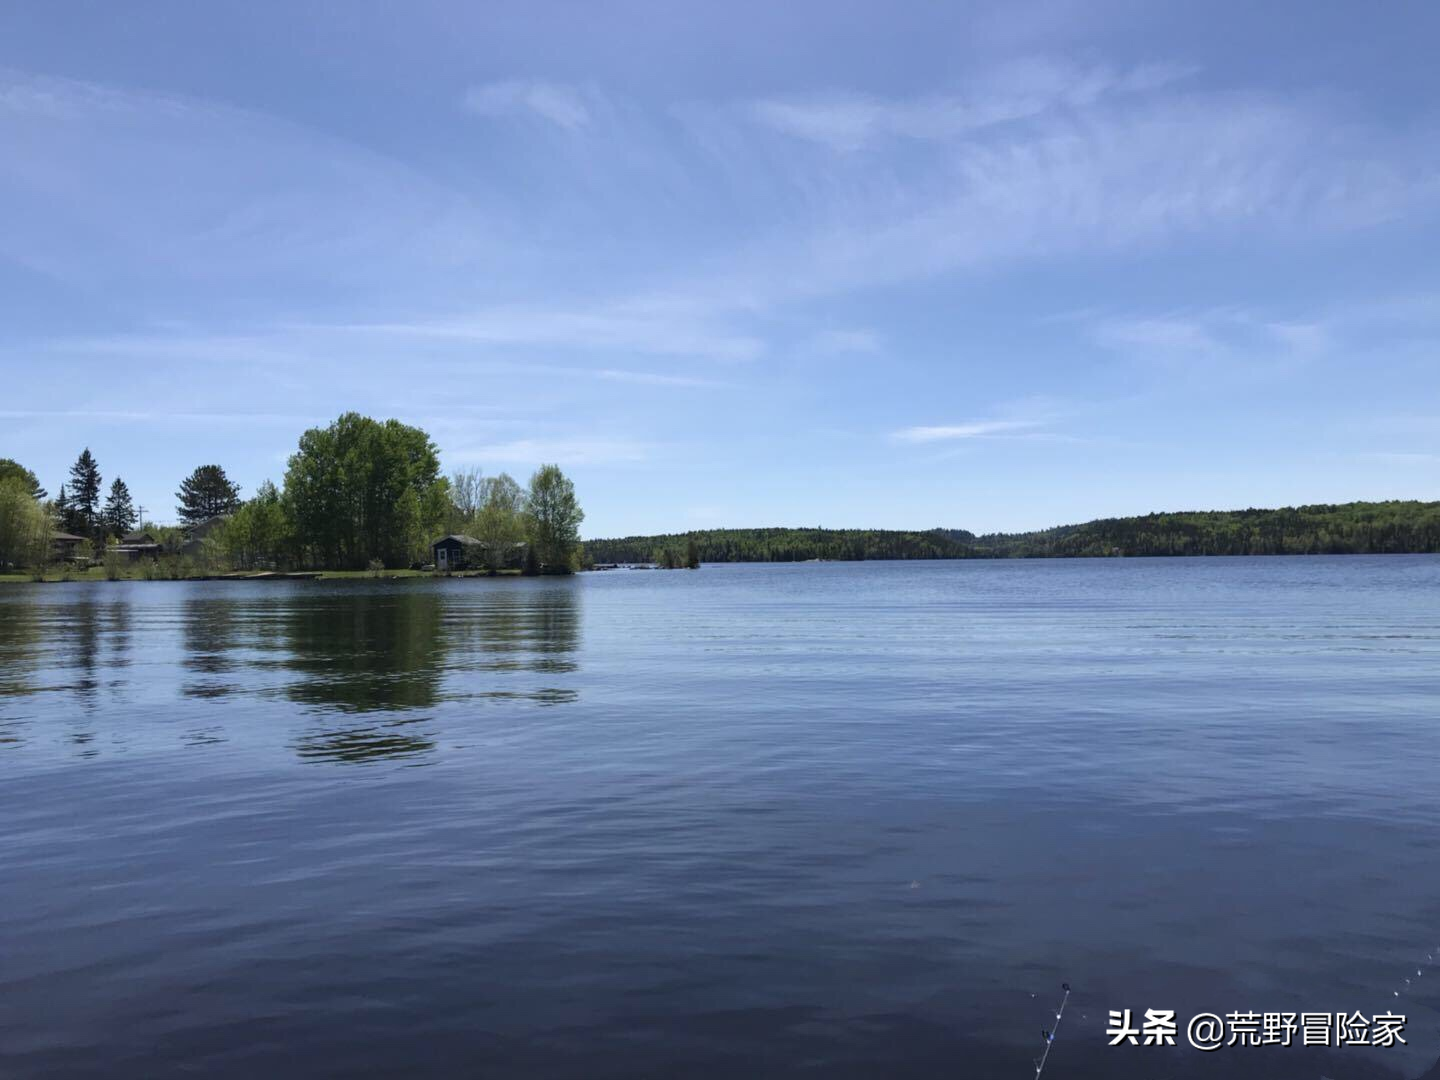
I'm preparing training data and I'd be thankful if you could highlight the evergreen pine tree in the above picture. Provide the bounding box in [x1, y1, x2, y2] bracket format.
[67, 449, 102, 540]
[176, 464, 242, 528]
[103, 478, 138, 539]
[56, 484, 74, 533]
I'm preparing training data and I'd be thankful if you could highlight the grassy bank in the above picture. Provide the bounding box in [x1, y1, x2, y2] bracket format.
[0, 566, 527, 584]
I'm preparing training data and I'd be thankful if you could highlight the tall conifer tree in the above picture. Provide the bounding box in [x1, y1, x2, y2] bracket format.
[176, 465, 242, 528]
[67, 449, 102, 540]
[103, 478, 138, 539]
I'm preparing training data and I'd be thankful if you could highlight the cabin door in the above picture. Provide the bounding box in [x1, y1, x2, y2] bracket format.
[437, 548, 448, 570]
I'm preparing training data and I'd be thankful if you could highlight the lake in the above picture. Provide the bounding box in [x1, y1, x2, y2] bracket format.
[2, 558, 1438, 1079]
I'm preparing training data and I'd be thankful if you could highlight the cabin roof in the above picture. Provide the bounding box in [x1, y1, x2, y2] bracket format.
[434, 534, 482, 546]
[51, 531, 86, 542]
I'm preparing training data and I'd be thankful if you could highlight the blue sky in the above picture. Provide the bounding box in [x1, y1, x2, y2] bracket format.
[2, 1, 1438, 537]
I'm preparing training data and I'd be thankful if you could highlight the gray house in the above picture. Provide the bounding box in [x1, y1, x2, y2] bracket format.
[181, 515, 230, 557]
[432, 535, 482, 571]
[111, 531, 163, 561]
[51, 532, 87, 562]
[431, 535, 527, 571]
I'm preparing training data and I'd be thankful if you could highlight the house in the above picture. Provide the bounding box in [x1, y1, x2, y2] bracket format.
[432, 534, 482, 571]
[431, 535, 528, 571]
[51, 532, 87, 561]
[110, 532, 163, 561]
[180, 515, 230, 557]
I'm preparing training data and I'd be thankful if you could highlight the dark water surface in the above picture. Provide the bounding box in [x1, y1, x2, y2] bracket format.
[3, 558, 1439, 1079]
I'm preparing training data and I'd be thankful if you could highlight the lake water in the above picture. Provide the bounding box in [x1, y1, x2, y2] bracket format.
[2, 558, 1439, 1079]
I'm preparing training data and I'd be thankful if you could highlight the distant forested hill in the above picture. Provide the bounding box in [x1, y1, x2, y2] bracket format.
[585, 501, 1440, 563]
[586, 527, 977, 564]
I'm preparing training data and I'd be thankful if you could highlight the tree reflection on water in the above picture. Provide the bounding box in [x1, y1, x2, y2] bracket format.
[0, 580, 582, 764]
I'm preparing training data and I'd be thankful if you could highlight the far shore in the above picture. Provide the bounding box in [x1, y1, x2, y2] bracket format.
[6, 548, 1440, 586]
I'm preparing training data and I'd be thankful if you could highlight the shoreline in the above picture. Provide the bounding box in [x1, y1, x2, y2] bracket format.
[5, 548, 1438, 585]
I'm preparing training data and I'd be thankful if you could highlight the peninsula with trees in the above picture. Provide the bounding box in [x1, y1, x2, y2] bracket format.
[0, 412, 585, 580]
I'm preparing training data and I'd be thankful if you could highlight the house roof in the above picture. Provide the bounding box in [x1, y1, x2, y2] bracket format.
[186, 515, 231, 538]
[51, 532, 86, 542]
[432, 536, 528, 548]
[121, 531, 156, 544]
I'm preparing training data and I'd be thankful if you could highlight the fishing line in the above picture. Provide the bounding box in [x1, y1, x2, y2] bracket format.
[1032, 982, 1071, 1078]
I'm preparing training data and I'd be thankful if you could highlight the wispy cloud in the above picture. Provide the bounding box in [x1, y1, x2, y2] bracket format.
[674, 78, 1440, 305]
[595, 368, 725, 388]
[1357, 451, 1440, 465]
[449, 437, 651, 466]
[313, 300, 764, 362]
[805, 328, 882, 354]
[892, 419, 1043, 442]
[1089, 309, 1335, 372]
[0, 408, 309, 425]
[750, 58, 1194, 150]
[462, 80, 594, 130]
[0, 71, 498, 298]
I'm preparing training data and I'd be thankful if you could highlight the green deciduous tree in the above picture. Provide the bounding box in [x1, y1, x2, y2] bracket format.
[0, 459, 46, 500]
[0, 478, 52, 569]
[176, 464, 242, 528]
[477, 472, 525, 571]
[283, 413, 449, 569]
[219, 480, 292, 569]
[448, 467, 485, 533]
[102, 478, 138, 539]
[524, 464, 584, 573]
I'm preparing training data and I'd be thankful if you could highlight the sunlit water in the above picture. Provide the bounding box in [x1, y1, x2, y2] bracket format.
[3, 558, 1439, 1079]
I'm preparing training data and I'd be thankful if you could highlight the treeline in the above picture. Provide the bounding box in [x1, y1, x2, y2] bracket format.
[971, 501, 1440, 557]
[0, 413, 585, 573]
[586, 526, 978, 564]
[586, 501, 1440, 564]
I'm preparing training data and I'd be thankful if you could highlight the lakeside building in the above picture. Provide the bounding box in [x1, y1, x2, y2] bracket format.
[431, 535, 527, 571]
[110, 531, 164, 561]
[50, 532, 86, 562]
[180, 515, 230, 558]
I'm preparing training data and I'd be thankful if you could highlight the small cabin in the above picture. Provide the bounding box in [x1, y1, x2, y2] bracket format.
[431, 536, 528, 571]
[180, 515, 230, 557]
[110, 540, 163, 561]
[432, 534, 483, 571]
[51, 532, 87, 561]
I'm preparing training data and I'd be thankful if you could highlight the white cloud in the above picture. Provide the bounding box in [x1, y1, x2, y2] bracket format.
[1093, 316, 1223, 356]
[595, 368, 725, 388]
[1091, 310, 1332, 365]
[317, 300, 764, 362]
[675, 80, 1440, 305]
[892, 419, 1042, 442]
[806, 329, 882, 354]
[0, 408, 306, 425]
[750, 58, 1195, 151]
[0, 71, 495, 297]
[449, 437, 650, 466]
[462, 80, 593, 130]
